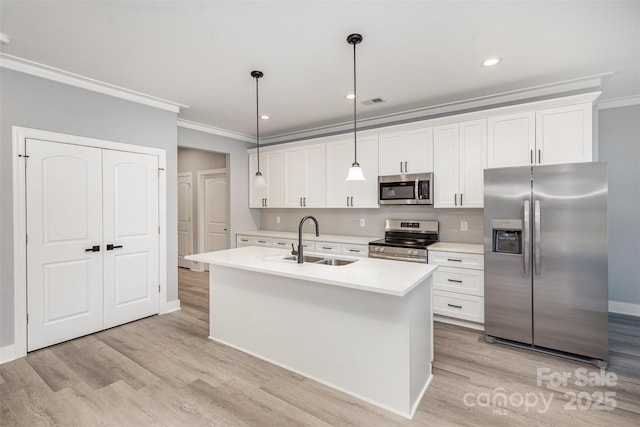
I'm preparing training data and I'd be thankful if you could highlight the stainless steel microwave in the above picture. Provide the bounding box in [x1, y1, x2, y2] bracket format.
[379, 173, 434, 205]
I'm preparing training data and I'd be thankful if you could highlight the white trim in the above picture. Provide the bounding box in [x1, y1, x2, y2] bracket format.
[1, 53, 187, 113]
[0, 344, 19, 365]
[177, 119, 254, 143]
[177, 172, 194, 269]
[197, 168, 229, 271]
[608, 301, 640, 317]
[11, 126, 168, 362]
[434, 315, 485, 331]
[162, 300, 182, 314]
[597, 95, 640, 110]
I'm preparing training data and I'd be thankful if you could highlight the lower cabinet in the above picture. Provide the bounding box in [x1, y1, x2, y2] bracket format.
[428, 247, 484, 329]
[237, 234, 368, 257]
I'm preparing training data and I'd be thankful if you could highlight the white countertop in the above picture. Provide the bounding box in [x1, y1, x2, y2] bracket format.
[237, 230, 380, 245]
[187, 246, 437, 297]
[428, 242, 484, 254]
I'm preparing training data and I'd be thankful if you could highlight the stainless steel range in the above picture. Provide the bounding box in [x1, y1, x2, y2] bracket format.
[368, 219, 439, 263]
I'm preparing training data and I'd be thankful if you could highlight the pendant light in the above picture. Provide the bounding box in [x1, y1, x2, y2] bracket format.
[251, 70, 267, 187]
[345, 33, 366, 181]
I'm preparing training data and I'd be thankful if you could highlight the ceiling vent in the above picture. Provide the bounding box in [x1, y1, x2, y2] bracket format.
[361, 97, 385, 106]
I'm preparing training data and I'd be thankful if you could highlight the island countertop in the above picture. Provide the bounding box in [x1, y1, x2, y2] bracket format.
[187, 246, 437, 297]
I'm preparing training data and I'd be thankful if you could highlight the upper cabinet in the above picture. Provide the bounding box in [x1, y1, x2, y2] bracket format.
[284, 143, 326, 207]
[378, 128, 433, 176]
[249, 150, 284, 208]
[433, 119, 486, 208]
[487, 102, 593, 168]
[326, 136, 379, 208]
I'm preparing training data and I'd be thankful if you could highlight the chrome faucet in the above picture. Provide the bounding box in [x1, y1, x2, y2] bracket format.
[293, 215, 319, 263]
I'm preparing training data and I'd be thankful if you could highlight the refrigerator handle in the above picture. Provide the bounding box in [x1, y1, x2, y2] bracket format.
[534, 199, 541, 275]
[523, 200, 530, 275]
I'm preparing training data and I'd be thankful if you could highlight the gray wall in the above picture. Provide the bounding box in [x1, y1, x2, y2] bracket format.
[0, 69, 178, 347]
[178, 147, 227, 253]
[260, 207, 484, 243]
[598, 105, 640, 305]
[177, 127, 260, 251]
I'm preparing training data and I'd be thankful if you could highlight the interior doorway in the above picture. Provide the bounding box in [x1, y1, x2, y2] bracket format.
[198, 170, 229, 271]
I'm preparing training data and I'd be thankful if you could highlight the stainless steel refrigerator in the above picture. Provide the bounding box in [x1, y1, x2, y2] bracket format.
[484, 162, 608, 367]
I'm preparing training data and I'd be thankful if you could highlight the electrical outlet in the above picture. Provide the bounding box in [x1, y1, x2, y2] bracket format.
[460, 221, 468, 231]
[360, 218, 366, 227]
[276, 216, 281, 224]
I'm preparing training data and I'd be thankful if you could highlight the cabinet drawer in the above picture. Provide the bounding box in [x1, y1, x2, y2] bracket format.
[428, 250, 484, 270]
[433, 290, 484, 323]
[340, 244, 368, 257]
[253, 237, 273, 247]
[433, 266, 484, 296]
[273, 238, 315, 251]
[237, 235, 253, 247]
[315, 241, 341, 254]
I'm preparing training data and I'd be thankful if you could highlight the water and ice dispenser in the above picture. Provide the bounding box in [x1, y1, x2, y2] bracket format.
[491, 219, 523, 254]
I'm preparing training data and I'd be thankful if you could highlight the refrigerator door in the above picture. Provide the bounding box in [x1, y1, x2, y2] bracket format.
[484, 166, 533, 344]
[532, 162, 608, 360]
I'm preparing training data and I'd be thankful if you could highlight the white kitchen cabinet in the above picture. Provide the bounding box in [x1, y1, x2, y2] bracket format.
[326, 136, 379, 208]
[378, 127, 433, 175]
[487, 102, 593, 168]
[433, 119, 486, 208]
[249, 150, 285, 208]
[536, 103, 592, 165]
[428, 245, 484, 328]
[284, 144, 326, 207]
[487, 112, 535, 168]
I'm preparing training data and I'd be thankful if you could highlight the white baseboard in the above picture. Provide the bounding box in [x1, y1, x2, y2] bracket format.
[0, 343, 20, 365]
[609, 301, 640, 317]
[162, 299, 181, 314]
[434, 314, 485, 331]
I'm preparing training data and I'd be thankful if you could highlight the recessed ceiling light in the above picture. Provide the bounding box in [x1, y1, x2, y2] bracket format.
[482, 57, 502, 67]
[345, 93, 356, 100]
[260, 115, 270, 120]
[0, 33, 11, 45]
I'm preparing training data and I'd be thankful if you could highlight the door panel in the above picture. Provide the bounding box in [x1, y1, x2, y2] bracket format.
[459, 120, 486, 208]
[532, 162, 608, 360]
[433, 124, 459, 208]
[204, 174, 229, 253]
[483, 166, 533, 344]
[177, 173, 193, 268]
[103, 150, 159, 328]
[26, 139, 104, 351]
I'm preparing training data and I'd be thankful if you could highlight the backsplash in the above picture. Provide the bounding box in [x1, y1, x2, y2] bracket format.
[259, 206, 484, 244]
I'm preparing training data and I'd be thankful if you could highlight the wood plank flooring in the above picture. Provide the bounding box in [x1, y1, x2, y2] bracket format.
[1, 268, 638, 426]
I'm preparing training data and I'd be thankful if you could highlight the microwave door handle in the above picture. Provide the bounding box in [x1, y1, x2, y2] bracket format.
[523, 200, 530, 275]
[415, 178, 420, 202]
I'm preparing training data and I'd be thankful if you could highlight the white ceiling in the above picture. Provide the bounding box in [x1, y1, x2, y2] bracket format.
[1, 1, 638, 141]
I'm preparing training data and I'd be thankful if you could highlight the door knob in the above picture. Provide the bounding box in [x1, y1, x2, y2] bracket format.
[84, 245, 100, 252]
[106, 244, 123, 250]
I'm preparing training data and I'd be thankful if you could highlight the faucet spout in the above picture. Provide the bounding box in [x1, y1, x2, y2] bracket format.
[297, 215, 320, 263]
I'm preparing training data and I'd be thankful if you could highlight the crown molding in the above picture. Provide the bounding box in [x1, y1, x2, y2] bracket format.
[597, 95, 640, 110]
[0, 53, 188, 113]
[261, 73, 613, 144]
[177, 119, 254, 143]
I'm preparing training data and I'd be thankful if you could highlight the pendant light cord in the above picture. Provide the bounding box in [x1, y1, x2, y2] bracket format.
[352, 40, 357, 164]
[255, 76, 261, 173]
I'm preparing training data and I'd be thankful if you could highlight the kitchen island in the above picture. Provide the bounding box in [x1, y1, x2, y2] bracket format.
[186, 246, 437, 419]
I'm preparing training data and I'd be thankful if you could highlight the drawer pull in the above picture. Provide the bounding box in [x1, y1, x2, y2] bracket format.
[322, 246, 333, 250]
[447, 258, 462, 262]
[447, 279, 463, 283]
[258, 240, 267, 243]
[277, 242, 286, 245]
[348, 249, 360, 253]
[447, 303, 463, 309]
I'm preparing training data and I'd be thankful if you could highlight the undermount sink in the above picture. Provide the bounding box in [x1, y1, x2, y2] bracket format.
[281, 255, 357, 266]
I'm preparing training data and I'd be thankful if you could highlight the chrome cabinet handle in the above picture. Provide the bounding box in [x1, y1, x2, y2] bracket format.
[538, 149, 541, 164]
[303, 197, 306, 206]
[350, 196, 354, 206]
[347, 196, 350, 207]
[404, 161, 408, 173]
[534, 199, 541, 275]
[530, 149, 534, 164]
[454, 194, 457, 206]
[447, 279, 463, 283]
[348, 249, 360, 253]
[299, 197, 302, 207]
[460, 193, 463, 206]
[447, 303, 463, 309]
[523, 200, 530, 274]
[447, 258, 462, 262]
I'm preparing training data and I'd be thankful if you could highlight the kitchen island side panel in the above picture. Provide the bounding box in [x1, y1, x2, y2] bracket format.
[208, 265, 433, 418]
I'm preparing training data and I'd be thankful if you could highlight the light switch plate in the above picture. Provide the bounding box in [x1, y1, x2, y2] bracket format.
[460, 221, 468, 231]
[276, 216, 281, 224]
[360, 218, 366, 227]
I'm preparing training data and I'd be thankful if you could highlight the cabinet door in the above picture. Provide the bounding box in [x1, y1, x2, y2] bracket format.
[536, 103, 592, 165]
[266, 150, 284, 207]
[284, 147, 307, 207]
[405, 128, 433, 173]
[349, 136, 379, 208]
[433, 124, 460, 208]
[303, 144, 326, 207]
[459, 119, 486, 208]
[487, 112, 535, 168]
[249, 152, 268, 208]
[325, 139, 351, 207]
[378, 132, 405, 175]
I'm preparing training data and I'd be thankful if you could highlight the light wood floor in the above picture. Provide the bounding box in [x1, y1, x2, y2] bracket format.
[1, 268, 638, 426]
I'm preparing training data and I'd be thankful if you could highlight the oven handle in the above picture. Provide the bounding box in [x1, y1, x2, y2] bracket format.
[368, 252, 427, 263]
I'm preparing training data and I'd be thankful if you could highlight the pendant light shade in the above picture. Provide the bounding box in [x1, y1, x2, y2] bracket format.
[251, 70, 267, 187]
[345, 33, 366, 182]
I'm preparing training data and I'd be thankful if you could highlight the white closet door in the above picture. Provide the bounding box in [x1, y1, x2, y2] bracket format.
[26, 139, 104, 351]
[103, 150, 159, 328]
[204, 174, 229, 253]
